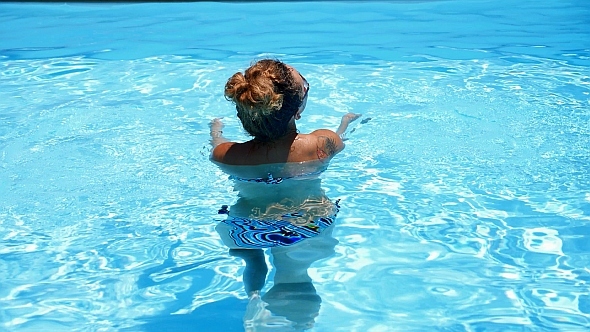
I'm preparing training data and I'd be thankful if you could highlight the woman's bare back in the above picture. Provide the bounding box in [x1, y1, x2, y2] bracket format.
[211, 129, 344, 166]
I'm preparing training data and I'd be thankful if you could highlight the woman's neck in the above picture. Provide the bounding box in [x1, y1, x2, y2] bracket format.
[254, 119, 298, 144]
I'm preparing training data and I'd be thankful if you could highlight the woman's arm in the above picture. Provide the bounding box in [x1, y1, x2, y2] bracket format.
[336, 113, 362, 138]
[209, 118, 237, 163]
[309, 114, 361, 161]
[210, 118, 229, 148]
[310, 129, 345, 161]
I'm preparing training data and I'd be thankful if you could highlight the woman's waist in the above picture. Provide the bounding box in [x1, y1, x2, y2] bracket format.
[230, 196, 338, 222]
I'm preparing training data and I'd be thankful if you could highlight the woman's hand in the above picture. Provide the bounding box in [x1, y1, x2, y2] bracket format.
[336, 113, 362, 137]
[210, 118, 224, 132]
[210, 118, 228, 148]
[341, 113, 362, 124]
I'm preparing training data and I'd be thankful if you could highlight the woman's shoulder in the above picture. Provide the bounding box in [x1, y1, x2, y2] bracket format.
[211, 141, 237, 164]
[305, 129, 345, 161]
[212, 140, 267, 166]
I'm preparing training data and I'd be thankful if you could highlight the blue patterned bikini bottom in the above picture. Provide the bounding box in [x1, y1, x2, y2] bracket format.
[217, 199, 340, 248]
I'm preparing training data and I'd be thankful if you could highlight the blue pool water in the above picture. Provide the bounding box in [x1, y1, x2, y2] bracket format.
[1, 1, 590, 331]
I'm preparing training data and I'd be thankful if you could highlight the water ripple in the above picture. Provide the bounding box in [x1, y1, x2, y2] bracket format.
[1, 47, 589, 330]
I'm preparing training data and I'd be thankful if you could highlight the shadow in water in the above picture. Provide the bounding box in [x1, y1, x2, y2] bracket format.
[135, 297, 246, 332]
[130, 241, 245, 332]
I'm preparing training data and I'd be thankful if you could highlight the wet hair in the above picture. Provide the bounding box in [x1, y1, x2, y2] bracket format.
[224, 59, 304, 142]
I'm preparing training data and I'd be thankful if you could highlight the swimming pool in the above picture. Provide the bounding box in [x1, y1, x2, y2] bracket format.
[1, 0, 589, 331]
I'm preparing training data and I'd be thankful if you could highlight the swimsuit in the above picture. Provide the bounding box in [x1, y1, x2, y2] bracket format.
[217, 199, 340, 249]
[228, 170, 326, 185]
[229, 173, 285, 185]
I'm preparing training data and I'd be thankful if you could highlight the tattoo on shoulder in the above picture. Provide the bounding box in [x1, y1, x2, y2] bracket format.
[317, 136, 337, 160]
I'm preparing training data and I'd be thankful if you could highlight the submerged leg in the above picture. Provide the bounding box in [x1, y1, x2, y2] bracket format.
[230, 249, 268, 296]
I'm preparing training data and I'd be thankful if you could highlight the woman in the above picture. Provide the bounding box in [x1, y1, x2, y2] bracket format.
[210, 59, 358, 328]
